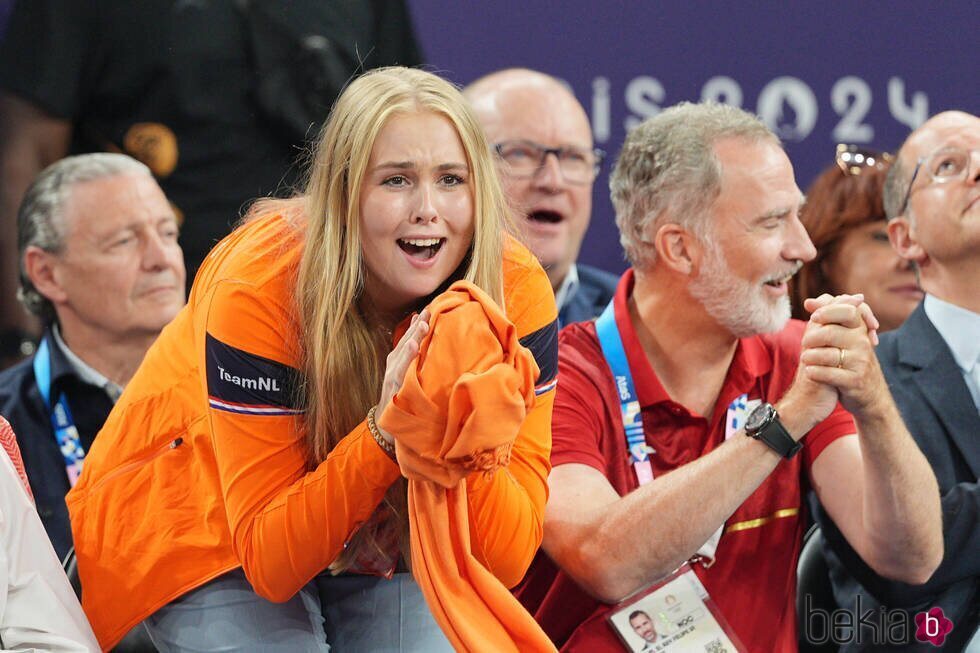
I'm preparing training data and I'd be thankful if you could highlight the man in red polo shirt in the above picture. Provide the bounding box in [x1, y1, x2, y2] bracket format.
[518, 102, 944, 652]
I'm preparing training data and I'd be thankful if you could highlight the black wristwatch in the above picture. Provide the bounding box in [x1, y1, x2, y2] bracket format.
[744, 403, 801, 459]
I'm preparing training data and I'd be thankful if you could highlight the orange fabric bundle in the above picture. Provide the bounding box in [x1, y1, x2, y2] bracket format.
[379, 280, 557, 653]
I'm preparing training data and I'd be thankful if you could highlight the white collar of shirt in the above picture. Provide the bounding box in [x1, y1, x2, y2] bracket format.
[51, 324, 123, 403]
[923, 295, 980, 374]
[923, 294, 980, 412]
[553, 263, 580, 314]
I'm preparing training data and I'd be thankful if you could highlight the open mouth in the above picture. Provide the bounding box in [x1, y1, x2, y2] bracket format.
[398, 237, 445, 260]
[764, 271, 796, 288]
[528, 210, 563, 224]
[763, 261, 803, 288]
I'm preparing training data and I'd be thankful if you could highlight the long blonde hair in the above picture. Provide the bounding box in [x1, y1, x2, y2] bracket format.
[296, 67, 510, 570]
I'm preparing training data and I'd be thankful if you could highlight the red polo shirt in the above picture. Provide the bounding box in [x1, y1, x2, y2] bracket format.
[519, 270, 855, 652]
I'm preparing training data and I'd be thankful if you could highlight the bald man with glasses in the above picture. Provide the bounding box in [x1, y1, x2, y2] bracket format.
[814, 110, 980, 652]
[465, 68, 618, 326]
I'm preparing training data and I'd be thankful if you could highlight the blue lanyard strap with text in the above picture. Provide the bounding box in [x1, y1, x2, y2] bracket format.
[33, 336, 86, 487]
[595, 300, 655, 485]
[595, 300, 724, 566]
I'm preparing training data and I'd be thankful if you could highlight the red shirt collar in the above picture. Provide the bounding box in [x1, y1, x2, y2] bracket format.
[613, 269, 774, 411]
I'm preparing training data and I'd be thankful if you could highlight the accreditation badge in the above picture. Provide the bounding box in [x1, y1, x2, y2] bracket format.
[724, 394, 761, 441]
[607, 564, 745, 652]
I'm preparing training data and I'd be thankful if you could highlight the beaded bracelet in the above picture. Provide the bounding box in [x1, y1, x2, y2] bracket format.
[367, 406, 397, 461]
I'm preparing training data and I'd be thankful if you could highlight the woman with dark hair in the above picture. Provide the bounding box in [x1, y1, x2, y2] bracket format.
[791, 145, 922, 332]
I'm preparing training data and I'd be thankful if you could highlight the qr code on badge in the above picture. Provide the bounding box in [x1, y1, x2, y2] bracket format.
[704, 638, 729, 653]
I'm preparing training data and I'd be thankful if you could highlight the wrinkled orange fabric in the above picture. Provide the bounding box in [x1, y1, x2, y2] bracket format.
[379, 280, 557, 653]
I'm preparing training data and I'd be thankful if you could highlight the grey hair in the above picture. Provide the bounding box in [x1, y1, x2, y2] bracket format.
[883, 155, 910, 221]
[610, 102, 779, 268]
[17, 153, 152, 322]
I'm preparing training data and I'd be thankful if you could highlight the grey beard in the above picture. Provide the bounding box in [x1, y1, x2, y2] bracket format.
[689, 244, 792, 338]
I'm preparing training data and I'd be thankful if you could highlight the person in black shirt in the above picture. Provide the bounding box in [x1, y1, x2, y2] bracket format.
[0, 0, 422, 354]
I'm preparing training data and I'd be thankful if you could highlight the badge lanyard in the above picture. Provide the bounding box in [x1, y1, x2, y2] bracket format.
[595, 300, 722, 565]
[595, 301, 654, 485]
[33, 336, 86, 486]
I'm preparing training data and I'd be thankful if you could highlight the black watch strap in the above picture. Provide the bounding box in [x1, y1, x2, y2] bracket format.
[745, 403, 802, 459]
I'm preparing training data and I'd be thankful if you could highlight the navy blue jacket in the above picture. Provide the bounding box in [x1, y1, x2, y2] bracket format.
[557, 264, 619, 327]
[815, 304, 979, 651]
[0, 331, 113, 561]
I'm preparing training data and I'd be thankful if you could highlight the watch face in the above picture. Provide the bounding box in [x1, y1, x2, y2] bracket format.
[745, 403, 773, 433]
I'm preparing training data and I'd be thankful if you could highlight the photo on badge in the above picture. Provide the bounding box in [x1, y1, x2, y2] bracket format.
[607, 565, 747, 652]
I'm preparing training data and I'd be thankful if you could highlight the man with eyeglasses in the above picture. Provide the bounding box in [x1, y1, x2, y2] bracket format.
[465, 69, 617, 326]
[814, 110, 980, 652]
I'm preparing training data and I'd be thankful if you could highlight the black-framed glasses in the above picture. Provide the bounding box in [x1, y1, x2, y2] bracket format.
[835, 144, 893, 176]
[494, 139, 605, 185]
[897, 146, 978, 217]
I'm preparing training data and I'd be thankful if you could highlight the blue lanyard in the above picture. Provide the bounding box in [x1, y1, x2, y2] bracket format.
[595, 300, 655, 485]
[33, 336, 86, 486]
[595, 300, 726, 565]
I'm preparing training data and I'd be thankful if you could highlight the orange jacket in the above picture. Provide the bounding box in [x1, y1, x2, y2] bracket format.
[380, 281, 557, 652]
[66, 213, 558, 650]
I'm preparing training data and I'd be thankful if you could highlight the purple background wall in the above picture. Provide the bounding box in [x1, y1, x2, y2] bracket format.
[408, 1, 979, 275]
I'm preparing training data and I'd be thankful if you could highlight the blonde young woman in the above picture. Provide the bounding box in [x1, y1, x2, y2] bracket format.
[66, 67, 558, 652]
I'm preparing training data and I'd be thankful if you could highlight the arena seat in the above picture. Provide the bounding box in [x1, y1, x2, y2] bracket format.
[796, 525, 840, 653]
